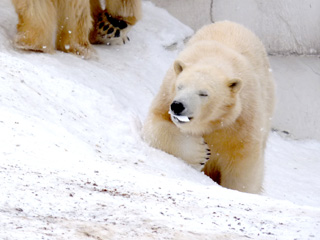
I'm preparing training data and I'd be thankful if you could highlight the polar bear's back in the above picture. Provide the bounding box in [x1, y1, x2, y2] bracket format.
[186, 21, 272, 81]
[187, 21, 267, 60]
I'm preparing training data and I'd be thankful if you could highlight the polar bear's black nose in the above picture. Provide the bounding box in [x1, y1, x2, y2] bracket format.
[171, 101, 185, 115]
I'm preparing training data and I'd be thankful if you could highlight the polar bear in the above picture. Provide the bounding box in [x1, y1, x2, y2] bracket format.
[11, 0, 141, 58]
[89, 0, 142, 45]
[143, 21, 275, 193]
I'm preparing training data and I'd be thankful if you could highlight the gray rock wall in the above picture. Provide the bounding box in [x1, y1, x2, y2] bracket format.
[149, 0, 320, 55]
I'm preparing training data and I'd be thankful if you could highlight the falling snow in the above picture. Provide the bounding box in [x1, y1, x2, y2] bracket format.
[0, 1, 319, 239]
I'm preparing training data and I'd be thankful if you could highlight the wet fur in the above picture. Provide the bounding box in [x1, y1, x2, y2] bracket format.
[11, 0, 141, 58]
[143, 21, 275, 193]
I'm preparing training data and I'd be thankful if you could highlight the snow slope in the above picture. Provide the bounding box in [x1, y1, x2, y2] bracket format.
[1, 1, 320, 239]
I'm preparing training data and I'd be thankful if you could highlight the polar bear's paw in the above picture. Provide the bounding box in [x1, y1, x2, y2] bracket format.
[179, 136, 211, 171]
[90, 10, 132, 45]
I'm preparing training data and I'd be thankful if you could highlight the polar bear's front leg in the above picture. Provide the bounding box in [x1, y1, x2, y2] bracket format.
[177, 134, 211, 171]
[143, 115, 210, 171]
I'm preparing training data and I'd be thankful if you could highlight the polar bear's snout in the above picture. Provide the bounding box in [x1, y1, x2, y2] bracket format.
[169, 100, 193, 123]
[171, 101, 185, 115]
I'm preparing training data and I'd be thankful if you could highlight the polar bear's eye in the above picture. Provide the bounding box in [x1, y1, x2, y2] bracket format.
[199, 91, 208, 97]
[177, 85, 184, 90]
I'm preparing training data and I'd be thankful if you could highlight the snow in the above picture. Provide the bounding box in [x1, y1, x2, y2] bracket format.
[0, 0, 319, 239]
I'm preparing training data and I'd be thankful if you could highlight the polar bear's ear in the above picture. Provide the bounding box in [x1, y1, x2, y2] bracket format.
[174, 60, 186, 75]
[227, 78, 242, 93]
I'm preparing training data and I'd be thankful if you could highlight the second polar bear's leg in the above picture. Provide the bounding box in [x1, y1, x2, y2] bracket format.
[12, 0, 56, 53]
[105, 0, 142, 26]
[56, 0, 93, 58]
[89, 0, 142, 45]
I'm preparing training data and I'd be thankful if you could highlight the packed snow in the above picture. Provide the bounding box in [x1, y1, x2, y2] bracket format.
[1, 1, 320, 239]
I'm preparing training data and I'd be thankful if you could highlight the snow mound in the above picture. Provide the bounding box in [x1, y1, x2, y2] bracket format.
[0, 1, 319, 239]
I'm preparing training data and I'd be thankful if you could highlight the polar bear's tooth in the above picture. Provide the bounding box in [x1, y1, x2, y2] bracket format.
[169, 110, 190, 123]
[175, 115, 190, 122]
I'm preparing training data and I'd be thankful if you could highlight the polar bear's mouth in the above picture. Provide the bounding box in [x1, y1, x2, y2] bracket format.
[169, 111, 193, 123]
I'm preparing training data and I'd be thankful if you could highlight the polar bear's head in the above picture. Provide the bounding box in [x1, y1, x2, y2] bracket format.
[169, 60, 243, 136]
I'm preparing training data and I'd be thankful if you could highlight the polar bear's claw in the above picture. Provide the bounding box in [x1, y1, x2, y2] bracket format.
[90, 10, 132, 45]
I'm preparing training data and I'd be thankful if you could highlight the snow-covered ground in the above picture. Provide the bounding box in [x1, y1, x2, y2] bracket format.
[1, 1, 319, 239]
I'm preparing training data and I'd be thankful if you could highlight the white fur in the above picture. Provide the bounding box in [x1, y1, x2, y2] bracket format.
[143, 21, 275, 193]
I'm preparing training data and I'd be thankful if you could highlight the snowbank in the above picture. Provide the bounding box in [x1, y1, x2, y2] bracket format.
[0, 1, 319, 239]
